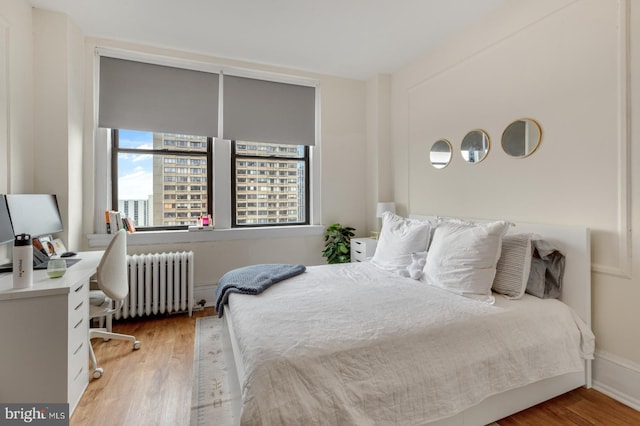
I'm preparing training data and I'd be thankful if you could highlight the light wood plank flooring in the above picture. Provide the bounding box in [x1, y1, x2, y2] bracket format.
[72, 308, 640, 425]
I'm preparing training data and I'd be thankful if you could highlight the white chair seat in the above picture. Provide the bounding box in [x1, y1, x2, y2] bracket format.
[89, 289, 107, 306]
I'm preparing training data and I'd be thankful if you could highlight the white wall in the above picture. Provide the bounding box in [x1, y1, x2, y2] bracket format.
[0, 0, 33, 194]
[0, 0, 33, 262]
[32, 9, 85, 251]
[391, 0, 640, 407]
[366, 74, 393, 235]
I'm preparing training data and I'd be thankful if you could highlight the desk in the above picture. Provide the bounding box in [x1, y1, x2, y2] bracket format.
[0, 251, 103, 414]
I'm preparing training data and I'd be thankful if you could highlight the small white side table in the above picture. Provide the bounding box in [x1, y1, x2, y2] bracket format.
[351, 237, 378, 262]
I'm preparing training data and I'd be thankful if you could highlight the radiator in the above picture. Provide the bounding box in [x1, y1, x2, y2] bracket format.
[116, 251, 195, 319]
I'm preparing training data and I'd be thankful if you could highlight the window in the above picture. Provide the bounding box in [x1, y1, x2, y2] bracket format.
[232, 141, 309, 226]
[112, 129, 212, 229]
[99, 54, 317, 233]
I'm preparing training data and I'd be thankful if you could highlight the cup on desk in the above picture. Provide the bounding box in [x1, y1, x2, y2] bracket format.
[47, 259, 67, 279]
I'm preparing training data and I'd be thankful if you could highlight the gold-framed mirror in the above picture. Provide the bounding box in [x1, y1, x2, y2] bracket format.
[460, 129, 490, 163]
[501, 118, 542, 158]
[430, 139, 453, 169]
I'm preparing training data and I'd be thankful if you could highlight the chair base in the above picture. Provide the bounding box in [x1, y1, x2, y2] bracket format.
[89, 328, 141, 379]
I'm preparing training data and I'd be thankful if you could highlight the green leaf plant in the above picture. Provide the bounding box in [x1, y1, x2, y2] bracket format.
[322, 223, 356, 264]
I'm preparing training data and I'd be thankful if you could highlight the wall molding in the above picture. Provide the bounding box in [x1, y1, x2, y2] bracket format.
[593, 350, 640, 411]
[592, 0, 632, 279]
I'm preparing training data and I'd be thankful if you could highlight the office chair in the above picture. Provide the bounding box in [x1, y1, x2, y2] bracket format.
[88, 229, 141, 379]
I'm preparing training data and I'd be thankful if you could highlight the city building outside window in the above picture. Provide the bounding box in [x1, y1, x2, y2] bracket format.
[111, 130, 310, 230]
[232, 141, 309, 226]
[112, 129, 212, 230]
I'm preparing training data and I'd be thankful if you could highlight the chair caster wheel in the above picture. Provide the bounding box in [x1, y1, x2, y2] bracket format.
[133, 340, 141, 350]
[93, 368, 103, 379]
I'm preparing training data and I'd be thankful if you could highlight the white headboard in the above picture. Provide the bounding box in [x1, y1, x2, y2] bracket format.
[410, 215, 592, 327]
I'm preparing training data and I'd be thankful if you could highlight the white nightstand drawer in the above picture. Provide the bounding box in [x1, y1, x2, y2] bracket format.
[351, 238, 378, 262]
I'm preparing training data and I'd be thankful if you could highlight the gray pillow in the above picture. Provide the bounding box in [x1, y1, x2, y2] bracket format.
[493, 233, 532, 299]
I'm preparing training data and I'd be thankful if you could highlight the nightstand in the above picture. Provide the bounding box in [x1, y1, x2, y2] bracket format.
[351, 237, 378, 262]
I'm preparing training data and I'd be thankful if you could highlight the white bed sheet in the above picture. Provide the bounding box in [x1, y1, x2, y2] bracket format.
[227, 261, 595, 425]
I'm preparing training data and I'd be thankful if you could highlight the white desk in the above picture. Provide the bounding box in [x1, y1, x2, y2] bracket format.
[0, 251, 103, 414]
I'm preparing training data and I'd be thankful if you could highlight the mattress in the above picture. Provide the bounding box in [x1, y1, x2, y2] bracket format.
[226, 261, 594, 425]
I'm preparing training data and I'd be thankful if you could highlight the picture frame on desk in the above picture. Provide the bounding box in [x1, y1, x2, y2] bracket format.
[32, 237, 48, 256]
[32, 235, 59, 257]
[51, 238, 67, 255]
[36, 236, 56, 256]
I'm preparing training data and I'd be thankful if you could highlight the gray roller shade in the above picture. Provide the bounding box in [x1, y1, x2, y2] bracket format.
[99, 56, 219, 137]
[223, 75, 315, 145]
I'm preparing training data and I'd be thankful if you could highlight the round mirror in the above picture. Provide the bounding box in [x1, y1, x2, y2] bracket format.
[430, 139, 452, 169]
[460, 130, 490, 163]
[501, 118, 542, 158]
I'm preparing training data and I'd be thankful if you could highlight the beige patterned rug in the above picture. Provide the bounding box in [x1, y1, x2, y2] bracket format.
[190, 316, 501, 426]
[190, 316, 238, 426]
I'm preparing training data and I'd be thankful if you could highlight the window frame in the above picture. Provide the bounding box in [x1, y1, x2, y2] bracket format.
[93, 49, 322, 239]
[110, 128, 213, 231]
[231, 141, 310, 227]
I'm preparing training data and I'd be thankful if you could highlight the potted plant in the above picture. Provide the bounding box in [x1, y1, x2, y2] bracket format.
[322, 223, 356, 264]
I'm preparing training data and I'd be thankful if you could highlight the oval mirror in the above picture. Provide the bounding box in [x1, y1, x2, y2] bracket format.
[501, 118, 542, 158]
[460, 130, 490, 163]
[430, 139, 452, 169]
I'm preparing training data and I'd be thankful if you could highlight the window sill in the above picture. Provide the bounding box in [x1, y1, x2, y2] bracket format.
[87, 225, 325, 248]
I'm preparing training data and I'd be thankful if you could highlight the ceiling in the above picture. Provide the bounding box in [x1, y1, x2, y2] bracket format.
[29, 0, 505, 80]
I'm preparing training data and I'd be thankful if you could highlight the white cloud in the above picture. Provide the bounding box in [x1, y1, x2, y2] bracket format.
[119, 166, 153, 200]
[119, 151, 152, 163]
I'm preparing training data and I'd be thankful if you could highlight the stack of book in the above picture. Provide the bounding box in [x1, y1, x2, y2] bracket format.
[104, 210, 136, 234]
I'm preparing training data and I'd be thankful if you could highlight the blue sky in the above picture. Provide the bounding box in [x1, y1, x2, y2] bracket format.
[118, 129, 153, 200]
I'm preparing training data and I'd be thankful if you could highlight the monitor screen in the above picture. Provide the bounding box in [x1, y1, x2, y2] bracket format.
[0, 196, 14, 245]
[5, 194, 64, 238]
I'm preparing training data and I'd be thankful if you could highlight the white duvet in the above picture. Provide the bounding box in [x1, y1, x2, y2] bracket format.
[227, 261, 595, 425]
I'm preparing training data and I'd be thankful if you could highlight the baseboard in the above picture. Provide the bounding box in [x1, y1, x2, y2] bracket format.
[592, 350, 640, 411]
[194, 284, 217, 308]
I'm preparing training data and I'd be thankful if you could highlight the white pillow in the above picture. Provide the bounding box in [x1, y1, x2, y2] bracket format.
[371, 212, 431, 271]
[492, 233, 532, 299]
[423, 220, 510, 303]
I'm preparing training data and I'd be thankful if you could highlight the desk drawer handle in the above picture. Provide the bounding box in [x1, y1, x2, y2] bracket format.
[74, 318, 84, 329]
[74, 283, 85, 293]
[74, 301, 83, 312]
[73, 365, 84, 382]
[73, 341, 84, 356]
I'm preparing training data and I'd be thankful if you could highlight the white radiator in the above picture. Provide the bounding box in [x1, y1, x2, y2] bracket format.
[116, 251, 195, 319]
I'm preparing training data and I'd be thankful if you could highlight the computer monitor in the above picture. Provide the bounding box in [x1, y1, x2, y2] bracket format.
[0, 196, 14, 245]
[5, 194, 64, 238]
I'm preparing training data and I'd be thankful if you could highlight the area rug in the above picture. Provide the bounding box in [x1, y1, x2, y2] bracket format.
[190, 316, 501, 426]
[190, 316, 237, 425]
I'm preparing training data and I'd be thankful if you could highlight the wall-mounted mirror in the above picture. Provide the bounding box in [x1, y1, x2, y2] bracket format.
[430, 139, 452, 169]
[460, 129, 490, 163]
[501, 118, 542, 158]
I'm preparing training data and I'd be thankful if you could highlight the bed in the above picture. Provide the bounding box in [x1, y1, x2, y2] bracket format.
[219, 215, 594, 425]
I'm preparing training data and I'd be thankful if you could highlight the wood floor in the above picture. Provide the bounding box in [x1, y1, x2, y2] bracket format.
[72, 308, 640, 426]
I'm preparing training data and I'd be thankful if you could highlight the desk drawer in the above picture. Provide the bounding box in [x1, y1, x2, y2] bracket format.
[69, 281, 88, 311]
[67, 278, 89, 403]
